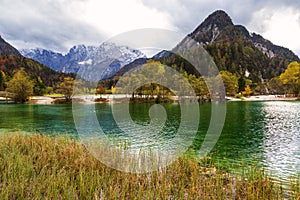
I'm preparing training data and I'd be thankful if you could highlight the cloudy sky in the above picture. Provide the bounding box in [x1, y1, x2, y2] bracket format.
[1, 0, 300, 56]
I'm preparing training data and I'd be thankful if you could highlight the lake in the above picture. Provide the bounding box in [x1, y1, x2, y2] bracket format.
[0, 101, 299, 180]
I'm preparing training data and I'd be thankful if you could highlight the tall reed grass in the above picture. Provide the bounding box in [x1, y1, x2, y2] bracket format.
[0, 133, 298, 199]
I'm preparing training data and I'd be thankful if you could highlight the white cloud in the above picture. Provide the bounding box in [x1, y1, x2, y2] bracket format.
[0, 0, 174, 52]
[1, 0, 300, 57]
[0, 0, 104, 52]
[248, 7, 300, 56]
[82, 0, 175, 36]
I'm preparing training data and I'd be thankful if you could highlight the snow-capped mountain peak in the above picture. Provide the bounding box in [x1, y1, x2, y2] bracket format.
[20, 42, 146, 80]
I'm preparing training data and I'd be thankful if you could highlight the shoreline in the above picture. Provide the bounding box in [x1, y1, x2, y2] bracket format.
[226, 95, 299, 102]
[1, 95, 298, 105]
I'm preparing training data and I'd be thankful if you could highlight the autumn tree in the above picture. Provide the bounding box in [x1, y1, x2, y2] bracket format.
[218, 70, 238, 96]
[6, 68, 34, 103]
[34, 76, 47, 96]
[197, 76, 209, 96]
[279, 61, 300, 96]
[0, 70, 5, 91]
[46, 86, 53, 95]
[242, 85, 252, 97]
[141, 60, 165, 98]
[268, 77, 285, 95]
[188, 74, 209, 97]
[56, 77, 74, 101]
[96, 83, 106, 98]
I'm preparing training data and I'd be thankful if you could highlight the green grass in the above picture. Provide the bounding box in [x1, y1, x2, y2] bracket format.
[0, 133, 298, 199]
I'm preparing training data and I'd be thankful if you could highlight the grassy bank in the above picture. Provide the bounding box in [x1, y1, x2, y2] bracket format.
[0, 133, 299, 199]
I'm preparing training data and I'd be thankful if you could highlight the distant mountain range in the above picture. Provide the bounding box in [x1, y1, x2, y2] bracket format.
[20, 43, 146, 80]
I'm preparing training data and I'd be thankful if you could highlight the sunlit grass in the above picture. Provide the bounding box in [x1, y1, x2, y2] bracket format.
[0, 133, 298, 199]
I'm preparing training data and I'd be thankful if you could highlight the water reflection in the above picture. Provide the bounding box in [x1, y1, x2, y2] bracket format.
[200, 102, 266, 166]
[262, 101, 300, 179]
[95, 103, 183, 150]
[0, 104, 76, 134]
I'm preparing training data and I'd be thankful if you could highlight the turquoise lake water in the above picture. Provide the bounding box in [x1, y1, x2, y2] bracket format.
[0, 101, 299, 180]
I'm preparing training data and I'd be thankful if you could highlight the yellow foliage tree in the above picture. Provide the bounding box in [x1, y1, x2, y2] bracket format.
[111, 86, 115, 94]
[242, 85, 252, 97]
[57, 77, 74, 101]
[0, 70, 5, 91]
[279, 61, 300, 96]
[6, 68, 34, 103]
[218, 70, 238, 96]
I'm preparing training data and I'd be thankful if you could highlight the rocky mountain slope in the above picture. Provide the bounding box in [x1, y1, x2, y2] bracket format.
[184, 10, 299, 80]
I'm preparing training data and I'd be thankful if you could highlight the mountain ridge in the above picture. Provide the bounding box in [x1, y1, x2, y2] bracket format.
[174, 10, 299, 80]
[189, 10, 299, 61]
[20, 43, 146, 80]
[188, 10, 234, 44]
[199, 10, 298, 60]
